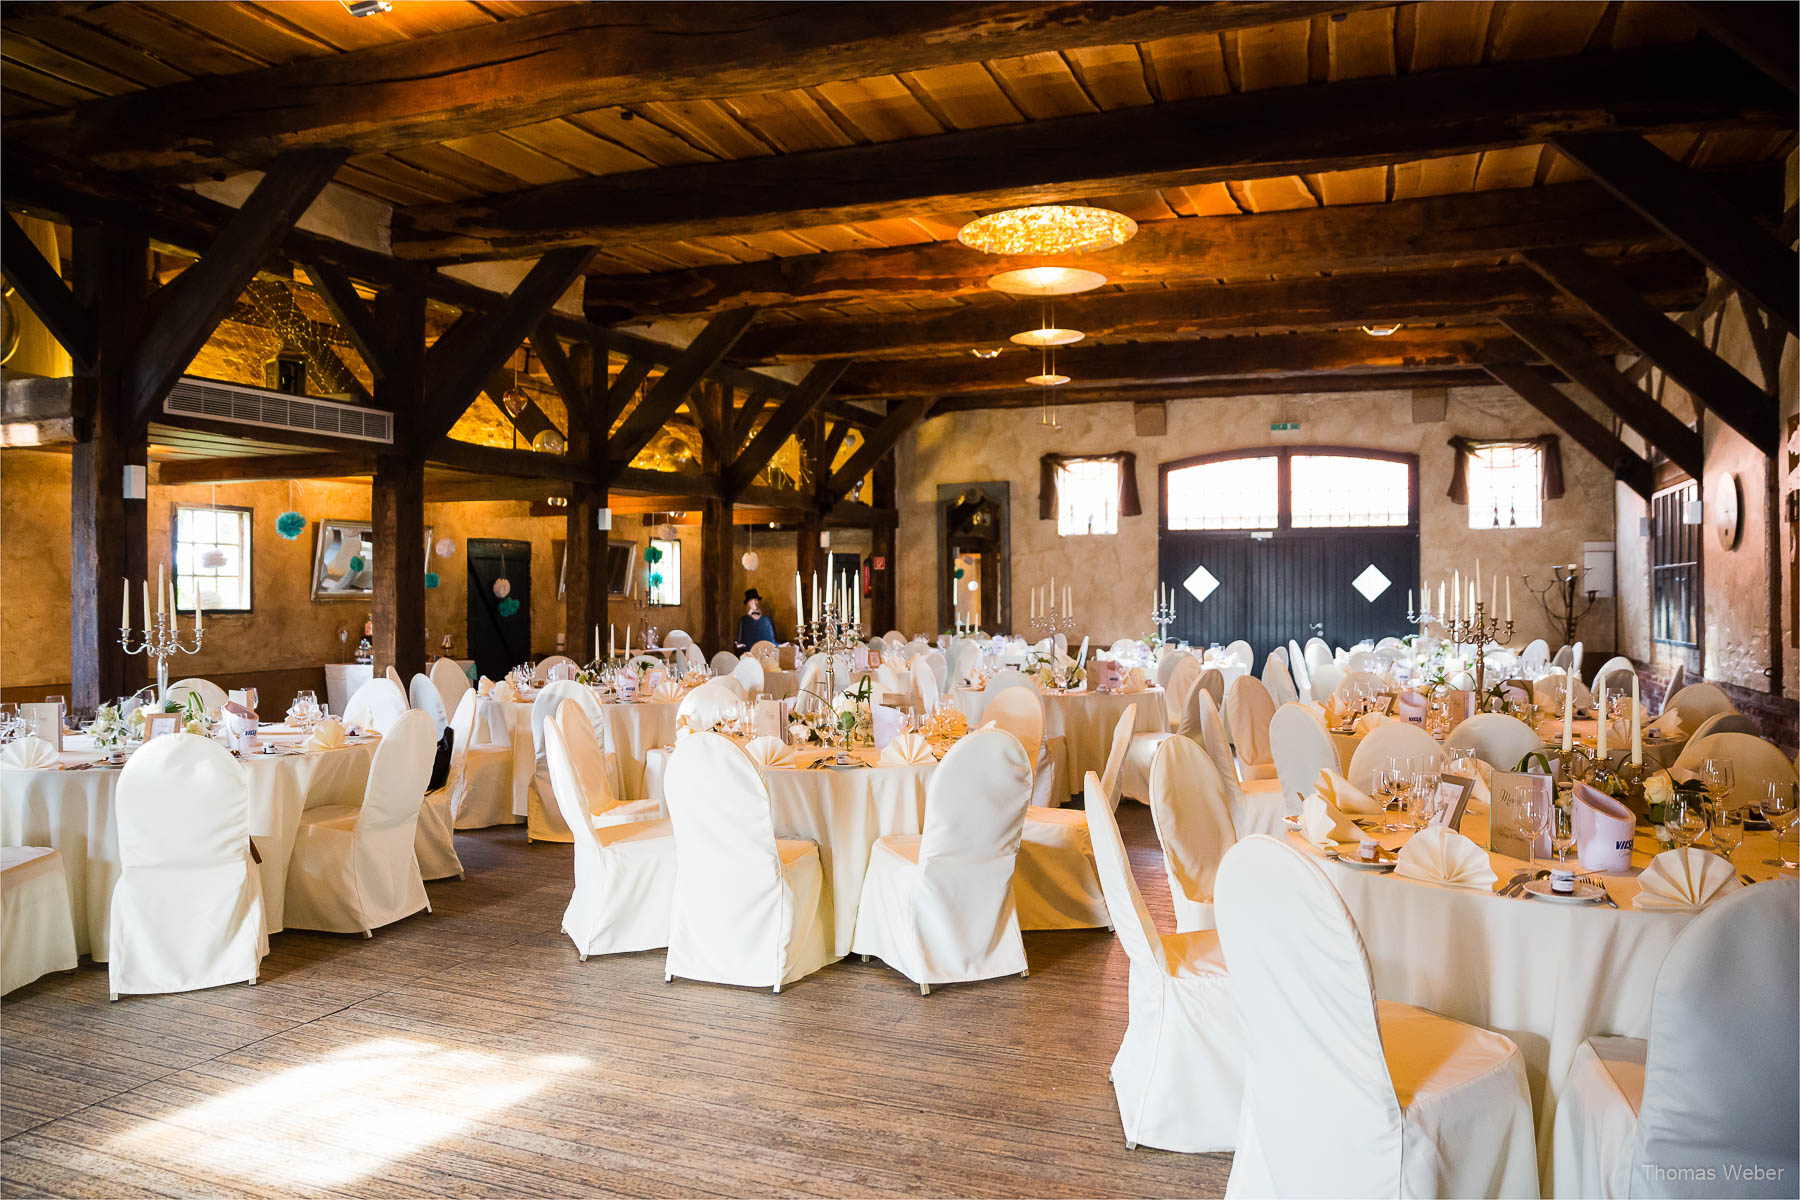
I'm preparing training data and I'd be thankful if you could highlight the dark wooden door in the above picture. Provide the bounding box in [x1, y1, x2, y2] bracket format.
[467, 539, 531, 680]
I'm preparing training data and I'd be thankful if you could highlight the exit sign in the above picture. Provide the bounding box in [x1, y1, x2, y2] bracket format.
[1270, 421, 1300, 431]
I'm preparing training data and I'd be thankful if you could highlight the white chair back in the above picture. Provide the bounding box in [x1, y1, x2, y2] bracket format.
[1194, 691, 1239, 786]
[1333, 670, 1385, 699]
[1286, 638, 1312, 701]
[536, 654, 576, 682]
[1345, 722, 1444, 793]
[1520, 638, 1550, 671]
[749, 640, 779, 667]
[919, 649, 949, 693]
[443, 690, 479, 801]
[883, 629, 906, 643]
[554, 698, 617, 816]
[1589, 654, 1637, 696]
[1683, 711, 1758, 741]
[1195, 667, 1224, 713]
[875, 662, 912, 707]
[982, 686, 1043, 771]
[1630, 879, 1799, 1194]
[1224, 675, 1277, 768]
[710, 651, 739, 676]
[1223, 639, 1254, 668]
[1304, 637, 1334, 671]
[1672, 733, 1797, 809]
[914, 664, 940, 714]
[1552, 643, 1573, 670]
[713, 676, 748, 702]
[1534, 670, 1593, 711]
[358, 708, 437, 833]
[530, 680, 600, 755]
[430, 658, 470, 723]
[408, 673, 449, 738]
[1162, 655, 1202, 727]
[731, 654, 766, 696]
[1261, 653, 1299, 707]
[1083, 771, 1168, 972]
[793, 654, 829, 715]
[385, 665, 406, 695]
[1448, 713, 1540, 771]
[1215, 836, 1401, 1196]
[117, 733, 251, 876]
[1343, 650, 1380, 674]
[1659, 662, 1687, 712]
[166, 677, 228, 714]
[1665, 682, 1737, 730]
[677, 680, 742, 730]
[345, 677, 409, 732]
[1307, 662, 1346, 701]
[1568, 640, 1585, 676]
[1270, 703, 1341, 813]
[987, 668, 1035, 696]
[915, 729, 1033, 943]
[1148, 735, 1238, 926]
[1156, 649, 1195, 690]
[1098, 705, 1140, 808]
[544, 716, 611, 877]
[663, 629, 693, 649]
[952, 641, 983, 685]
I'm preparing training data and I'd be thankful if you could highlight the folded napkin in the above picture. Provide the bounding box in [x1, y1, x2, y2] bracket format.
[1123, 667, 1148, 693]
[652, 681, 682, 702]
[1633, 848, 1744, 912]
[1323, 696, 1351, 726]
[488, 681, 516, 704]
[477, 676, 494, 695]
[1348, 711, 1384, 736]
[1316, 768, 1382, 815]
[1395, 690, 1429, 723]
[1647, 709, 1684, 738]
[303, 718, 348, 753]
[1573, 782, 1635, 873]
[1393, 826, 1498, 890]
[1300, 794, 1362, 846]
[342, 707, 374, 734]
[0, 736, 59, 769]
[880, 732, 937, 765]
[742, 736, 797, 769]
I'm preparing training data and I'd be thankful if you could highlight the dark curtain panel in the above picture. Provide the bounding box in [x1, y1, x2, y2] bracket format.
[1446, 435, 1565, 504]
[1039, 451, 1142, 519]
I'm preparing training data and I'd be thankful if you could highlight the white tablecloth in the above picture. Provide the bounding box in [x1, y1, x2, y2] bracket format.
[954, 687, 1165, 786]
[1291, 807, 1787, 1189]
[478, 693, 682, 804]
[0, 729, 377, 959]
[643, 743, 934, 956]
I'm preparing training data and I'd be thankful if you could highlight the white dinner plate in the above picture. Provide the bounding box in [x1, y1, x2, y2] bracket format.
[1522, 879, 1609, 904]
[1324, 849, 1397, 872]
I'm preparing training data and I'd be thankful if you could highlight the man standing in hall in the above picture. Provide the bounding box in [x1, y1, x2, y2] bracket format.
[735, 589, 776, 652]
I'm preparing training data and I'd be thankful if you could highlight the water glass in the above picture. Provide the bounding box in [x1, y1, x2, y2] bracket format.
[1709, 803, 1745, 861]
[1763, 782, 1798, 870]
[1666, 794, 1708, 850]
[1409, 771, 1440, 831]
[1514, 786, 1551, 867]
[1700, 756, 1735, 812]
[1552, 803, 1577, 863]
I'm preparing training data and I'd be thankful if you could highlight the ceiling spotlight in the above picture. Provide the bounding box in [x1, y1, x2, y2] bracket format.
[1361, 323, 1402, 337]
[970, 347, 1004, 359]
[988, 267, 1107, 296]
[341, 0, 391, 15]
[1011, 327, 1085, 348]
[959, 205, 1137, 256]
[1025, 373, 1071, 386]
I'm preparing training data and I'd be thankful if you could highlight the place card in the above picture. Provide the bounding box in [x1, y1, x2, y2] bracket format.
[20, 702, 62, 751]
[754, 699, 786, 741]
[1429, 774, 1475, 832]
[141, 711, 180, 742]
[1488, 768, 1553, 860]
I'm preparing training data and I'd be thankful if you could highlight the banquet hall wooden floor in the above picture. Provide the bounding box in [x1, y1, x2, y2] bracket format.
[0, 804, 1231, 1198]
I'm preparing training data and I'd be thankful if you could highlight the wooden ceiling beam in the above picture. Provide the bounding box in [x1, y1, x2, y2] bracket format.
[926, 368, 1536, 412]
[2, 211, 95, 368]
[1524, 247, 1779, 456]
[826, 397, 937, 501]
[583, 168, 1779, 320]
[1682, 2, 1798, 93]
[155, 451, 377, 486]
[726, 360, 849, 497]
[607, 309, 758, 470]
[300, 259, 394, 380]
[730, 254, 1705, 364]
[13, 3, 1377, 178]
[1484, 363, 1654, 500]
[396, 43, 1788, 261]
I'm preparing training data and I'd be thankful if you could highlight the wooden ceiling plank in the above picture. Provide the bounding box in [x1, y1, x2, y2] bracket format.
[1680, 1, 1796, 93]
[156, 450, 376, 485]
[1483, 361, 1654, 499]
[929, 367, 1511, 411]
[0, 15, 193, 88]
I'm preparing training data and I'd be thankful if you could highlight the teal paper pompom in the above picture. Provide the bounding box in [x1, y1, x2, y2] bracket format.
[350, 555, 365, 573]
[275, 511, 306, 540]
[497, 597, 521, 618]
[644, 545, 664, 565]
[424, 572, 440, 589]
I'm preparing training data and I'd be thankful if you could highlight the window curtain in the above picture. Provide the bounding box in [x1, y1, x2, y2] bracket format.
[1039, 452, 1141, 520]
[1445, 435, 1564, 504]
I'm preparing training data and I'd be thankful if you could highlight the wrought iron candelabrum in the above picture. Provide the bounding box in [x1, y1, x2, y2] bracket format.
[1150, 594, 1177, 644]
[120, 613, 204, 704]
[798, 597, 862, 693]
[631, 587, 659, 651]
[1521, 562, 1598, 649]
[1440, 600, 1513, 696]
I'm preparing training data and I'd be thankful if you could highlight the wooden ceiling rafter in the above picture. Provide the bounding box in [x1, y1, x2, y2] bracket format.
[607, 308, 758, 470]
[1, 210, 96, 368]
[824, 395, 937, 504]
[725, 359, 850, 497]
[1483, 362, 1655, 501]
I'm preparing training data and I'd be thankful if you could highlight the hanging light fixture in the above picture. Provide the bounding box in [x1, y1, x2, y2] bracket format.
[1361, 323, 1402, 337]
[970, 347, 1003, 359]
[988, 266, 1107, 296]
[958, 205, 1137, 256]
[1025, 371, 1071, 386]
[530, 429, 566, 454]
[1011, 296, 1084, 347]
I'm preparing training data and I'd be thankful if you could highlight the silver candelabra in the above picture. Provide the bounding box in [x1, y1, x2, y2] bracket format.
[1406, 592, 1442, 638]
[1150, 594, 1176, 643]
[1440, 601, 1512, 695]
[799, 597, 862, 692]
[120, 613, 204, 703]
[1029, 610, 1073, 638]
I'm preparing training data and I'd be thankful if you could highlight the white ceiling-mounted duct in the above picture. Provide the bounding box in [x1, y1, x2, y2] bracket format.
[164, 377, 393, 444]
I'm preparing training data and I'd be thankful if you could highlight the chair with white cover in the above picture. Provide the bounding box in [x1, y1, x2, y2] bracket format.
[662, 733, 830, 992]
[283, 709, 436, 936]
[535, 654, 576, 683]
[1307, 661, 1346, 703]
[1085, 772, 1243, 1152]
[1569, 640, 1585, 676]
[1223, 639, 1254, 668]
[344, 676, 408, 732]
[430, 657, 470, 721]
[986, 687, 1110, 930]
[663, 629, 693, 649]
[710, 650, 739, 676]
[526, 680, 606, 843]
[107, 735, 266, 999]
[1215, 835, 1537, 1198]
[543, 716, 675, 960]
[852, 729, 1033, 994]
[883, 629, 906, 643]
[1519, 638, 1550, 672]
[1270, 702, 1341, 816]
[1534, 671, 1593, 712]
[1304, 637, 1334, 671]
[1554, 878, 1798, 1199]
[952, 641, 982, 685]
[985, 668, 1036, 698]
[1286, 638, 1313, 701]
[919, 649, 950, 693]
[1449, 713, 1540, 772]
[1552, 643, 1573, 670]
[875, 661, 914, 709]
[1195, 666, 1224, 714]
[1156, 649, 1195, 691]
[552, 700, 664, 828]
[731, 654, 766, 698]
[1658, 662, 1686, 712]
[748, 640, 779, 667]
[1589, 654, 1637, 696]
[444, 690, 516, 830]
[1148, 736, 1239, 933]
[408, 673, 449, 738]
[1, 847, 77, 995]
[914, 665, 940, 716]
[385, 664, 407, 694]
[713, 675, 748, 702]
[1261, 653, 1300, 707]
[1343, 650, 1381, 674]
[413, 689, 464, 882]
[791, 654, 829, 716]
[1663, 681, 1737, 731]
[1671, 733, 1797, 808]
[1195, 692, 1284, 839]
[166, 677, 228, 715]
[1120, 655, 1202, 801]
[1224, 675, 1279, 782]
[1345, 721, 1446, 795]
[678, 680, 742, 731]
[1682, 710, 1758, 741]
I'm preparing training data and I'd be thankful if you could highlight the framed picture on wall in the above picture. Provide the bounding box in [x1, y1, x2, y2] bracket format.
[605, 541, 636, 598]
[310, 522, 434, 601]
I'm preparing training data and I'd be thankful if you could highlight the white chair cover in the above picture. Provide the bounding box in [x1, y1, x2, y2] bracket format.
[1194, 692, 1285, 839]
[1161, 655, 1202, 730]
[1343, 650, 1380, 673]
[1270, 702, 1341, 817]
[1448, 713, 1540, 772]
[919, 649, 950, 693]
[1084, 770, 1243, 1152]
[710, 651, 739, 676]
[413, 684, 464, 881]
[1552, 643, 1573, 670]
[677, 680, 742, 730]
[791, 654, 829, 716]
[663, 629, 693, 649]
[444, 689, 515, 830]
[1155, 649, 1195, 690]
[1195, 666, 1224, 713]
[1345, 722, 1444, 794]
[1334, 669, 1386, 698]
[952, 641, 982, 685]
[713, 676, 748, 702]
[1534, 670, 1594, 711]
[527, 680, 605, 843]
[1553, 879, 1798, 1198]
[1519, 638, 1550, 671]
[430, 657, 471, 726]
[166, 677, 227, 714]
[1120, 658, 1203, 803]
[1215, 836, 1537, 1198]
[1286, 638, 1312, 702]
[107, 735, 265, 997]
[535, 654, 576, 682]
[385, 664, 407, 694]
[662, 733, 830, 991]
[1148, 736, 1238, 933]
[985, 668, 1036, 699]
[1671, 733, 1797, 808]
[883, 629, 906, 643]
[875, 662, 913, 709]
[731, 654, 766, 697]
[1307, 661, 1346, 701]
[994, 688, 1110, 931]
[344, 676, 408, 732]
[1682, 710, 1758, 741]
[1224, 675, 1278, 781]
[1261, 653, 1300, 707]
[283, 709, 435, 935]
[748, 639, 779, 667]
[1659, 662, 1687, 713]
[1304, 637, 1334, 671]
[1664, 682, 1737, 730]
[983, 686, 1043, 777]
[1589, 654, 1637, 696]
[555, 700, 663, 829]
[1569, 640, 1585, 676]
[408, 672, 449, 738]
[543, 717, 674, 959]
[852, 729, 1031, 991]
[914, 665, 940, 715]
[1223, 639, 1254, 668]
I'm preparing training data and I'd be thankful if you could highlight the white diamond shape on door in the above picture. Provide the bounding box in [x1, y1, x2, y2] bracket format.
[1183, 564, 1220, 604]
[1352, 565, 1391, 602]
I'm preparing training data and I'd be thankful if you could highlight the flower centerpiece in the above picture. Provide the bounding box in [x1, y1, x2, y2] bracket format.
[89, 702, 129, 749]
[125, 689, 210, 738]
[1029, 652, 1084, 691]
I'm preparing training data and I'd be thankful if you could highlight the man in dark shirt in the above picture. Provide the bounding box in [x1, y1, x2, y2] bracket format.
[734, 589, 776, 652]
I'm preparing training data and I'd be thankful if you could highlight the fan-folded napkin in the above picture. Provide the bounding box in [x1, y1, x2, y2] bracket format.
[742, 736, 796, 769]
[1300, 794, 1361, 846]
[477, 676, 494, 695]
[1123, 667, 1149, 693]
[1393, 826, 1497, 890]
[1648, 709, 1684, 738]
[487, 681, 516, 704]
[1354, 711, 1389, 735]
[1315, 768, 1382, 814]
[1633, 848, 1743, 912]
[652, 681, 682, 702]
[0, 736, 58, 769]
[879, 732, 936, 765]
[1573, 782, 1635, 873]
[303, 718, 348, 753]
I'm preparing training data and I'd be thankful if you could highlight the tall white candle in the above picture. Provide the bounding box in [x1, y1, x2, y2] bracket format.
[1453, 570, 1460, 620]
[1562, 665, 1574, 753]
[158, 564, 165, 618]
[825, 553, 834, 605]
[194, 590, 202, 633]
[142, 581, 150, 629]
[853, 579, 861, 627]
[625, 625, 631, 655]
[1064, 585, 1070, 616]
[795, 573, 803, 627]
[610, 623, 616, 659]
[1596, 682, 1607, 759]
[121, 577, 130, 632]
[1438, 580, 1445, 619]
[594, 624, 600, 661]
[812, 572, 819, 622]
[1630, 673, 1642, 765]
[1507, 577, 1513, 621]
[1407, 588, 1413, 615]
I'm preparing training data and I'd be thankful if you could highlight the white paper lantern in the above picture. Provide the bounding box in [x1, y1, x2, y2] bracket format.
[200, 549, 228, 569]
[740, 550, 760, 571]
[434, 537, 456, 559]
[966, 580, 979, 592]
[492, 578, 511, 599]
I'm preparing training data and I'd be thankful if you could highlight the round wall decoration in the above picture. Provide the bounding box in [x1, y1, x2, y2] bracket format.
[492, 577, 512, 599]
[1713, 472, 1742, 550]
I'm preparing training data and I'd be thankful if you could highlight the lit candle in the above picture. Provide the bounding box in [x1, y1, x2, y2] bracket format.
[1630, 673, 1642, 765]
[1407, 588, 1413, 615]
[121, 577, 130, 633]
[1506, 577, 1513, 622]
[1596, 681, 1607, 760]
[158, 564, 165, 618]
[1562, 669, 1574, 753]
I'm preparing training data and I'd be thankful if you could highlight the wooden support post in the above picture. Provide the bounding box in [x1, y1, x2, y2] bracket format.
[68, 224, 147, 706]
[701, 497, 735, 656]
[871, 458, 897, 637]
[556, 342, 609, 663]
[371, 287, 426, 681]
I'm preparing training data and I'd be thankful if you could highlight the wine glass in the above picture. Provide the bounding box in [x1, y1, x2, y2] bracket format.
[1700, 756, 1735, 815]
[1666, 793, 1708, 851]
[1515, 786, 1551, 869]
[1763, 782, 1798, 870]
[1710, 802, 1745, 862]
[0, 702, 18, 742]
[1552, 803, 1577, 864]
[1409, 769, 1441, 832]
[1387, 757, 1413, 812]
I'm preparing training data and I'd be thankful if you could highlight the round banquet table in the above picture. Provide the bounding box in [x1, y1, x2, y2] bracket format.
[641, 741, 934, 957]
[954, 686, 1165, 786]
[1288, 806, 1789, 1190]
[1320, 716, 1689, 776]
[0, 727, 377, 960]
[477, 691, 681, 803]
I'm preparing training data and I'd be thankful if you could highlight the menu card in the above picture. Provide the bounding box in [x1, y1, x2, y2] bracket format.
[1487, 768, 1552, 860]
[21, 702, 62, 751]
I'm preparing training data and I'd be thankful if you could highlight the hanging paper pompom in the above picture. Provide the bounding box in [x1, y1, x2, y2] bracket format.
[953, 567, 965, 580]
[276, 511, 307, 540]
[648, 572, 663, 590]
[434, 537, 456, 559]
[644, 545, 664, 565]
[424, 572, 440, 589]
[496, 597, 521, 618]
[349, 555, 365, 573]
[492, 577, 512, 599]
[201, 549, 228, 569]
[740, 550, 759, 571]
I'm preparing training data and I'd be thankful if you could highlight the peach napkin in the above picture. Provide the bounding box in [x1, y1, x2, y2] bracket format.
[1633, 848, 1743, 912]
[1316, 768, 1382, 815]
[302, 718, 348, 753]
[742, 736, 796, 769]
[1300, 794, 1361, 846]
[879, 732, 937, 765]
[1394, 826, 1497, 890]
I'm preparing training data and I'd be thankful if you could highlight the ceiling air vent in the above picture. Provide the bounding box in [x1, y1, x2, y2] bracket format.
[163, 377, 393, 444]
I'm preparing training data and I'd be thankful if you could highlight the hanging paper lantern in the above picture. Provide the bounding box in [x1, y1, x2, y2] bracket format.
[649, 572, 663, 590]
[275, 511, 307, 540]
[434, 537, 456, 559]
[740, 550, 759, 571]
[349, 555, 365, 573]
[492, 577, 511, 599]
[496, 597, 520, 618]
[530, 429, 566, 454]
[201, 549, 228, 569]
[966, 580, 979, 592]
[424, 572, 440, 589]
[952, 567, 965, 580]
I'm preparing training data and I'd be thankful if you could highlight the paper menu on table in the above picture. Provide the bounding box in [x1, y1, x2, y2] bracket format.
[21, 703, 62, 750]
[1487, 769, 1552, 860]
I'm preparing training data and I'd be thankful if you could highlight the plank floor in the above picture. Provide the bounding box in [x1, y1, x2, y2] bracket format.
[1, 804, 1232, 1198]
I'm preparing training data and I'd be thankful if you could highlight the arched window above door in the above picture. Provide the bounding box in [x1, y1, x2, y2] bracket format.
[1163, 448, 1417, 532]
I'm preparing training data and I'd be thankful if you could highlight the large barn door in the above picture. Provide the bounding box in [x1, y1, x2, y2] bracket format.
[467, 539, 532, 680]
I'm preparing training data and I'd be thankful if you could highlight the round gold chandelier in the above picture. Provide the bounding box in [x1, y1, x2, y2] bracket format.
[958, 205, 1138, 257]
